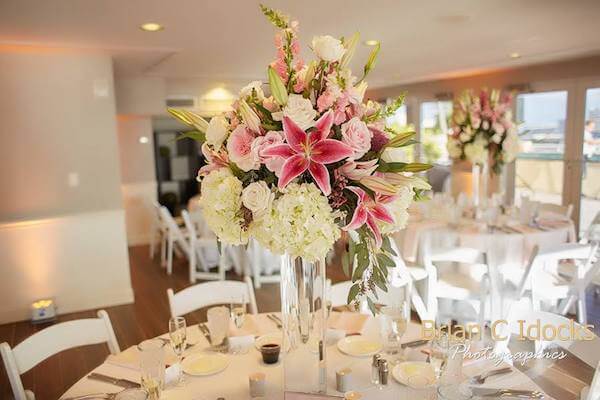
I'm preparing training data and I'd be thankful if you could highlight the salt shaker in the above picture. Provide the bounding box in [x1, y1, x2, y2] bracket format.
[378, 359, 389, 386]
[371, 354, 382, 384]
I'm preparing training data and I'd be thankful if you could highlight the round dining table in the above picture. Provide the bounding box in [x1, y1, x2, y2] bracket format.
[58, 312, 566, 400]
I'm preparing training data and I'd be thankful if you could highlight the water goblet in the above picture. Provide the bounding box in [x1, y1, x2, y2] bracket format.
[168, 316, 187, 385]
[380, 302, 409, 365]
[138, 339, 165, 400]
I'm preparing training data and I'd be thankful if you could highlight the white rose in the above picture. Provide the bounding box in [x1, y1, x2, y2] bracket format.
[272, 94, 317, 130]
[205, 115, 229, 148]
[311, 35, 345, 62]
[381, 147, 407, 163]
[239, 80, 265, 100]
[241, 181, 274, 217]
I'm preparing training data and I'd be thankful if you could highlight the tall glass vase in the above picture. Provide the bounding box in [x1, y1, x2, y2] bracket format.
[280, 255, 327, 395]
[471, 163, 480, 209]
[471, 161, 490, 211]
[481, 158, 490, 209]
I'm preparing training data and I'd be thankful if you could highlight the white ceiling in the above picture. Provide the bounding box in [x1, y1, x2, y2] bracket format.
[1, 0, 600, 89]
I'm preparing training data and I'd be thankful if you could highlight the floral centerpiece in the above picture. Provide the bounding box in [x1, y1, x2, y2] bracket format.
[447, 88, 520, 174]
[168, 5, 430, 310]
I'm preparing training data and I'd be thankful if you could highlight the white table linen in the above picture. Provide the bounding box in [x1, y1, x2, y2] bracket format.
[60, 313, 551, 400]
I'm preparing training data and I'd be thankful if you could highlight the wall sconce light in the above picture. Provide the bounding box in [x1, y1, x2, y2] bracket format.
[31, 298, 56, 324]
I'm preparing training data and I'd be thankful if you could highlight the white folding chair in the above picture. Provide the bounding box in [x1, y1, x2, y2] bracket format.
[159, 206, 190, 275]
[247, 239, 281, 289]
[510, 243, 599, 324]
[494, 299, 600, 367]
[1, 310, 120, 400]
[585, 361, 600, 400]
[167, 277, 258, 318]
[181, 210, 223, 283]
[423, 245, 492, 327]
[149, 201, 168, 265]
[538, 201, 574, 219]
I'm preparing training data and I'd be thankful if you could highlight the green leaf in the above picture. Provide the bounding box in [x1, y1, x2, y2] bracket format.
[167, 108, 209, 132]
[381, 93, 407, 119]
[385, 130, 416, 148]
[347, 283, 361, 304]
[175, 130, 205, 144]
[373, 268, 388, 292]
[366, 297, 377, 315]
[341, 250, 350, 277]
[376, 161, 408, 173]
[376, 253, 395, 269]
[268, 66, 288, 106]
[381, 236, 397, 257]
[352, 245, 369, 282]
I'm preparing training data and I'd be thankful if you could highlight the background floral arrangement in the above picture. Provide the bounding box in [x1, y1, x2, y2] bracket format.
[447, 88, 520, 174]
[168, 5, 430, 309]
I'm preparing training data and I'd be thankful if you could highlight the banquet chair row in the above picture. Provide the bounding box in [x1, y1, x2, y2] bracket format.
[1, 310, 120, 400]
[167, 276, 258, 318]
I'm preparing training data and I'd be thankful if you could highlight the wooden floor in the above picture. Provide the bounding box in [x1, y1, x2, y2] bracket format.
[1, 244, 599, 399]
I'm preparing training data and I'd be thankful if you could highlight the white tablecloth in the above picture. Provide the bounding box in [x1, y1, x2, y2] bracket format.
[60, 313, 551, 400]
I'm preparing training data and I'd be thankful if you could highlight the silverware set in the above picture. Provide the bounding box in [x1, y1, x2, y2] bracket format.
[266, 313, 282, 328]
[471, 387, 545, 398]
[87, 373, 138, 389]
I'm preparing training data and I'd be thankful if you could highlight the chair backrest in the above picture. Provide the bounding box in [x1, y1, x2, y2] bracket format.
[584, 211, 600, 244]
[424, 246, 486, 266]
[159, 206, 189, 251]
[538, 202, 573, 218]
[517, 243, 598, 298]
[167, 277, 258, 318]
[0, 310, 119, 400]
[494, 299, 600, 367]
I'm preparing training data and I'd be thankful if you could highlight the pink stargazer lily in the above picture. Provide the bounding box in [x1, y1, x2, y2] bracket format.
[343, 186, 395, 247]
[262, 110, 353, 195]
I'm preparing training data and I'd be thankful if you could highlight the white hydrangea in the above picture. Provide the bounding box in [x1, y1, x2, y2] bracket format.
[199, 168, 248, 245]
[252, 183, 340, 261]
[379, 185, 414, 234]
[464, 136, 489, 165]
[447, 138, 463, 159]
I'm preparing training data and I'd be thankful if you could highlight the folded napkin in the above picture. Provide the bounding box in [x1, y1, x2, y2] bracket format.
[228, 314, 278, 337]
[328, 312, 368, 334]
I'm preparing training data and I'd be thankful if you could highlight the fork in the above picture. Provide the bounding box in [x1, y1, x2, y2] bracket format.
[469, 367, 512, 384]
[198, 323, 212, 344]
[266, 314, 282, 328]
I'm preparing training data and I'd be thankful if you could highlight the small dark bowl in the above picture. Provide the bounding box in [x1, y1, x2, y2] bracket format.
[260, 343, 281, 364]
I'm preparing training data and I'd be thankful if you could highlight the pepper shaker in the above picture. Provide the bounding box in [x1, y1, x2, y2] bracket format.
[371, 354, 382, 384]
[378, 359, 389, 386]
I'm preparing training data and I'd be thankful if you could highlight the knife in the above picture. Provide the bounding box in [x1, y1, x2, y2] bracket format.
[470, 387, 544, 398]
[87, 373, 139, 388]
[401, 339, 429, 348]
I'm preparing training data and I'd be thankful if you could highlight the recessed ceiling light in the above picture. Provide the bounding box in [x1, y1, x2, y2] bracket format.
[364, 40, 379, 46]
[140, 23, 164, 32]
[509, 52, 521, 59]
[139, 136, 149, 144]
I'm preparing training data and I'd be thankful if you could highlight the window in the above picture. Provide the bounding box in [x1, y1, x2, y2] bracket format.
[385, 104, 415, 162]
[515, 91, 568, 206]
[419, 101, 452, 165]
[581, 88, 600, 230]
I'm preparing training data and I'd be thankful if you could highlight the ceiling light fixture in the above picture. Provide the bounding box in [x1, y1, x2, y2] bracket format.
[509, 52, 521, 59]
[364, 40, 379, 46]
[139, 136, 149, 144]
[140, 23, 164, 32]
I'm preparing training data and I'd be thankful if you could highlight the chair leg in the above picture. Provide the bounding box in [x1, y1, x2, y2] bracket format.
[149, 227, 156, 258]
[167, 236, 174, 275]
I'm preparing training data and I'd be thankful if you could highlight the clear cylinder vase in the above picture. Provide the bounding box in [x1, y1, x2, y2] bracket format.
[280, 254, 327, 395]
[471, 163, 481, 209]
[481, 159, 490, 209]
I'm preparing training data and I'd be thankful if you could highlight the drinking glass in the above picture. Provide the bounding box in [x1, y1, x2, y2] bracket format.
[207, 306, 230, 348]
[230, 299, 246, 329]
[168, 316, 187, 385]
[380, 303, 409, 364]
[138, 339, 165, 400]
[430, 332, 449, 382]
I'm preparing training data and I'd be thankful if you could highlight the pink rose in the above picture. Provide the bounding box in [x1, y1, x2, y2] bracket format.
[339, 159, 378, 181]
[341, 117, 373, 159]
[251, 131, 286, 176]
[227, 125, 259, 171]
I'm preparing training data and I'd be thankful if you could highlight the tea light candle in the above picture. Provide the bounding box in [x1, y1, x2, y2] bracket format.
[249, 372, 266, 397]
[336, 367, 352, 392]
[344, 391, 362, 400]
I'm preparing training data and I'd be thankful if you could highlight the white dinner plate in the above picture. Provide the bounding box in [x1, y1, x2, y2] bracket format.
[336, 335, 382, 357]
[181, 352, 229, 376]
[392, 361, 437, 389]
[254, 333, 282, 350]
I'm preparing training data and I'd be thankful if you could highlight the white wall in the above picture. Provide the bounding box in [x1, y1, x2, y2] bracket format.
[115, 76, 166, 116]
[116, 116, 157, 245]
[0, 46, 133, 323]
